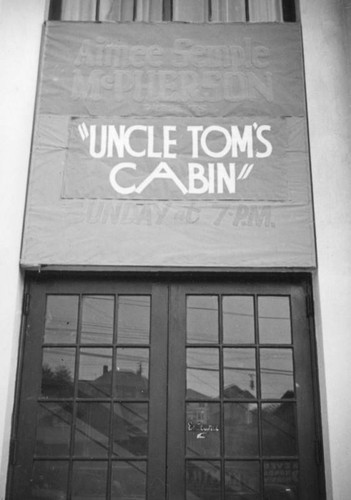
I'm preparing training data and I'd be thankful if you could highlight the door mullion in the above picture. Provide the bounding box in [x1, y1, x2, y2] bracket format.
[167, 284, 187, 500]
[147, 283, 169, 500]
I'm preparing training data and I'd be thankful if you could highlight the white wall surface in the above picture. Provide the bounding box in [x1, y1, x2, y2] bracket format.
[0, 0, 46, 497]
[301, 0, 351, 498]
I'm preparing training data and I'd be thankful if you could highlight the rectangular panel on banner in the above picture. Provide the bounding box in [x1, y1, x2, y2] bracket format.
[21, 22, 316, 268]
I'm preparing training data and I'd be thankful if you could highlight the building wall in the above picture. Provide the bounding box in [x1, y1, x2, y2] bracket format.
[300, 0, 351, 498]
[0, 0, 46, 495]
[0, 0, 350, 498]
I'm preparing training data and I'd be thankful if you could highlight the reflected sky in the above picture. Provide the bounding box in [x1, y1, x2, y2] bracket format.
[187, 296, 219, 344]
[45, 295, 79, 343]
[258, 296, 291, 344]
[117, 296, 150, 344]
[81, 295, 114, 344]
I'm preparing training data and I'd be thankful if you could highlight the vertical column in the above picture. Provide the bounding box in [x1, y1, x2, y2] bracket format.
[0, 1, 46, 497]
[300, 0, 351, 498]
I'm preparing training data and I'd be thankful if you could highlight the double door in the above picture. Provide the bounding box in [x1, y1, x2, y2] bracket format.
[9, 276, 322, 499]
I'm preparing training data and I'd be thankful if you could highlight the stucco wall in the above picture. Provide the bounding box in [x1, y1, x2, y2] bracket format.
[301, 0, 351, 498]
[0, 0, 45, 496]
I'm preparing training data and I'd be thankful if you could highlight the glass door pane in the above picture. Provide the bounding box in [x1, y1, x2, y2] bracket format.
[61, 0, 96, 20]
[167, 280, 321, 500]
[211, 0, 246, 22]
[248, 0, 283, 22]
[173, 0, 208, 22]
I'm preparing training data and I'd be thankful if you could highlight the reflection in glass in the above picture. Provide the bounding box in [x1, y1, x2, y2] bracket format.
[223, 296, 255, 344]
[187, 296, 219, 344]
[78, 348, 112, 398]
[262, 403, 297, 456]
[224, 403, 258, 457]
[115, 348, 149, 399]
[72, 461, 107, 499]
[260, 349, 295, 399]
[187, 348, 219, 399]
[186, 403, 220, 458]
[173, 0, 207, 22]
[117, 296, 151, 344]
[81, 295, 114, 344]
[225, 461, 260, 499]
[60, 1, 96, 21]
[186, 460, 221, 499]
[209, 0, 246, 22]
[111, 461, 147, 499]
[41, 347, 75, 398]
[264, 461, 299, 499]
[75, 402, 110, 457]
[113, 403, 148, 457]
[35, 402, 72, 456]
[44, 295, 78, 343]
[258, 296, 291, 344]
[31, 461, 68, 499]
[223, 348, 257, 399]
[100, 0, 136, 22]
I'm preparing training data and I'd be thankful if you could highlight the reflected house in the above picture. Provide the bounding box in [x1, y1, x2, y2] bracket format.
[223, 384, 258, 458]
[186, 389, 211, 425]
[261, 390, 296, 457]
[223, 384, 255, 400]
[187, 384, 256, 428]
[38, 365, 149, 459]
[76, 365, 149, 457]
[185, 384, 259, 500]
[222, 383, 256, 426]
[35, 403, 72, 457]
[78, 364, 148, 399]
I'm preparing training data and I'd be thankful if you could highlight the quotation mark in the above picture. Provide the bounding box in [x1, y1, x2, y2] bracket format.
[237, 163, 254, 180]
[78, 122, 89, 141]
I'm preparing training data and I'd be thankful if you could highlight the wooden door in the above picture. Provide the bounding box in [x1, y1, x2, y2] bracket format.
[10, 279, 168, 500]
[167, 279, 322, 499]
[9, 275, 323, 499]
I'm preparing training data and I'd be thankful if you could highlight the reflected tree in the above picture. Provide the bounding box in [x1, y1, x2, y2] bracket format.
[42, 364, 74, 397]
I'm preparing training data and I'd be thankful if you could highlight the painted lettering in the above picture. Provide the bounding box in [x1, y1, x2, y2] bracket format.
[109, 161, 239, 196]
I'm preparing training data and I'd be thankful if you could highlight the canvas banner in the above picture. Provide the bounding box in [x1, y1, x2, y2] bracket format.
[21, 22, 315, 268]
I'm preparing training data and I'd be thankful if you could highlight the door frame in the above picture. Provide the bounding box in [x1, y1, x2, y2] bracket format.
[6, 271, 325, 500]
